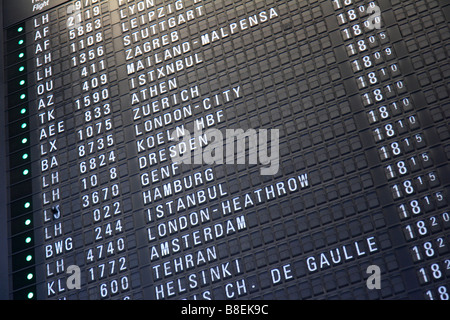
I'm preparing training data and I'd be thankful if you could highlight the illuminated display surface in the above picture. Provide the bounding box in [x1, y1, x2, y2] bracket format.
[0, 0, 449, 300]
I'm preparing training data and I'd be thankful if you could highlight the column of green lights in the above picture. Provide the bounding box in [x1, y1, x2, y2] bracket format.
[18, 25, 31, 204]
[18, 25, 30, 177]
[10, 24, 35, 300]
[20, 24, 34, 301]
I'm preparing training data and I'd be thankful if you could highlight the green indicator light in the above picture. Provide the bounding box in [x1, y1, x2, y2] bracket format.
[23, 169, 29, 176]
[22, 153, 29, 160]
[26, 255, 32, 262]
[19, 66, 25, 72]
[18, 27, 24, 32]
[25, 237, 31, 243]
[20, 80, 26, 85]
[18, 39, 24, 45]
[20, 108, 27, 114]
[27, 273, 33, 280]
[25, 219, 31, 226]
[24, 202, 31, 209]
[21, 123, 27, 129]
[19, 52, 24, 58]
[22, 138, 28, 144]
[20, 94, 26, 100]
[27, 292, 34, 299]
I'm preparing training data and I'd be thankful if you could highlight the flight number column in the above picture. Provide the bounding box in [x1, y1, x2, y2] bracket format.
[67, 0, 134, 299]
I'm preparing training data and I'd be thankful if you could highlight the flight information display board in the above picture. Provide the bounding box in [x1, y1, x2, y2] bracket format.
[1, 0, 449, 301]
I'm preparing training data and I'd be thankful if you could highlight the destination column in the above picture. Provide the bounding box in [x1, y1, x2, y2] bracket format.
[114, 0, 289, 300]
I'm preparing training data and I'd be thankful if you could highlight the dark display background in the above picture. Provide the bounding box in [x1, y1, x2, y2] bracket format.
[1, 0, 449, 300]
